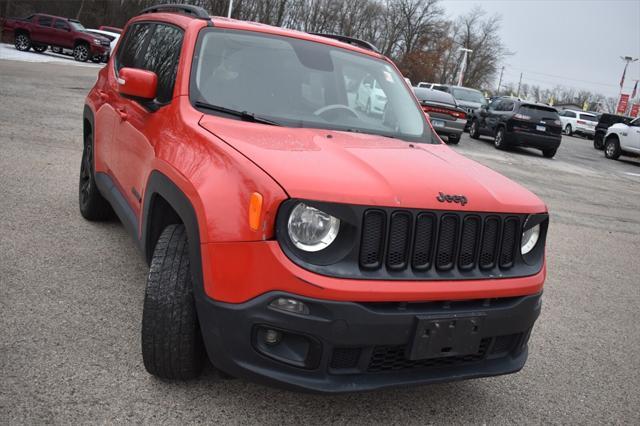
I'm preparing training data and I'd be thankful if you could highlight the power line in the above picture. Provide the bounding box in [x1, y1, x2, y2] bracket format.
[501, 65, 639, 89]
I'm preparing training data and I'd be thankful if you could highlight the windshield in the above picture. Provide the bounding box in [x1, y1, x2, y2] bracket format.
[191, 29, 433, 143]
[70, 21, 86, 31]
[451, 88, 486, 104]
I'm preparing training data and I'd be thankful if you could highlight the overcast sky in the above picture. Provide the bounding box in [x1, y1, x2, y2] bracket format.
[441, 0, 640, 98]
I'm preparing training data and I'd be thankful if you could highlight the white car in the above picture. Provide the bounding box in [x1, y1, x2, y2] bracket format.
[603, 117, 640, 160]
[355, 74, 387, 115]
[85, 28, 120, 52]
[558, 110, 597, 137]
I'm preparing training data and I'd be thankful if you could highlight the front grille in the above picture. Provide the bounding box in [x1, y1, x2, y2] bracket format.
[330, 348, 362, 369]
[359, 210, 522, 275]
[367, 339, 490, 372]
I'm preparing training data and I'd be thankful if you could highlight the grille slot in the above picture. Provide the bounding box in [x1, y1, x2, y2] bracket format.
[412, 213, 436, 270]
[436, 215, 459, 271]
[386, 212, 412, 270]
[479, 217, 500, 269]
[367, 339, 490, 372]
[459, 216, 480, 270]
[330, 348, 362, 369]
[360, 210, 386, 269]
[500, 217, 519, 268]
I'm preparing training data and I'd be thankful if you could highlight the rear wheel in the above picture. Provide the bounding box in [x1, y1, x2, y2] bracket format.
[79, 127, 112, 221]
[564, 124, 572, 136]
[73, 43, 89, 62]
[542, 148, 557, 158]
[448, 134, 461, 144]
[469, 120, 480, 139]
[593, 133, 604, 150]
[14, 33, 31, 51]
[32, 44, 47, 53]
[494, 127, 507, 150]
[604, 137, 621, 160]
[142, 224, 206, 380]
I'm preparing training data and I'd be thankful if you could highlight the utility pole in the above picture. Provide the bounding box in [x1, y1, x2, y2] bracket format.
[497, 66, 504, 94]
[228, 0, 234, 18]
[457, 48, 473, 87]
[516, 72, 523, 98]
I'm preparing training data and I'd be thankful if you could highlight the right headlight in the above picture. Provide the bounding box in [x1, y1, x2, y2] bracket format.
[287, 203, 340, 252]
[521, 223, 541, 255]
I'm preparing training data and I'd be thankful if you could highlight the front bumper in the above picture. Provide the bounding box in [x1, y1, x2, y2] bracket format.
[196, 290, 542, 393]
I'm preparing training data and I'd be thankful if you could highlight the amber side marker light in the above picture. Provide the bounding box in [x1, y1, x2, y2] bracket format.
[249, 192, 263, 231]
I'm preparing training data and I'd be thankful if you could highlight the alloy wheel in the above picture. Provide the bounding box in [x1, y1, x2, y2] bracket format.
[79, 142, 92, 206]
[15, 35, 30, 51]
[74, 45, 89, 62]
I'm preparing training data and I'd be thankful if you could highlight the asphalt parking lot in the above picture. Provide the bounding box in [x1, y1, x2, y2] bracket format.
[1, 58, 639, 424]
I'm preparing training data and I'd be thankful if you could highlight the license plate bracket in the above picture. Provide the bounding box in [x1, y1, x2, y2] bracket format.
[432, 119, 445, 128]
[536, 124, 546, 132]
[406, 314, 485, 360]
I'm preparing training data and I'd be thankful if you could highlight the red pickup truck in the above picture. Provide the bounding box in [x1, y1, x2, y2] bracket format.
[1, 13, 111, 62]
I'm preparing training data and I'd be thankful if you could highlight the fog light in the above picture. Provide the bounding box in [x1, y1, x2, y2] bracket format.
[264, 329, 281, 345]
[269, 297, 310, 315]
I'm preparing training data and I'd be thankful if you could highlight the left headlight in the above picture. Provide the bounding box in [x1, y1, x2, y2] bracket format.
[521, 223, 540, 255]
[287, 203, 340, 252]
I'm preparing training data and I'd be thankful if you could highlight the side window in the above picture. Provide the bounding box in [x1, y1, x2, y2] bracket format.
[566, 111, 576, 118]
[54, 20, 69, 31]
[38, 16, 53, 27]
[116, 23, 153, 72]
[488, 99, 502, 111]
[503, 101, 514, 111]
[140, 24, 184, 103]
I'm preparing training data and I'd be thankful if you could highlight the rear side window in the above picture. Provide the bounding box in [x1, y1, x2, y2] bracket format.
[141, 24, 184, 103]
[500, 100, 514, 111]
[54, 20, 69, 31]
[38, 16, 53, 27]
[579, 114, 597, 122]
[116, 23, 153, 71]
[519, 105, 559, 120]
[564, 111, 576, 118]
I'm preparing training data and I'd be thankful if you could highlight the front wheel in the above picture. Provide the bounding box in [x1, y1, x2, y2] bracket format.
[79, 129, 112, 221]
[593, 134, 604, 150]
[604, 137, 621, 160]
[73, 43, 89, 62]
[469, 120, 480, 139]
[14, 34, 31, 51]
[142, 224, 206, 380]
[494, 127, 507, 150]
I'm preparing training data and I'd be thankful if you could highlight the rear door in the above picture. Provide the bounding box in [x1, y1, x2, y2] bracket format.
[111, 22, 184, 214]
[625, 118, 640, 152]
[51, 19, 71, 47]
[483, 99, 504, 135]
[32, 15, 54, 44]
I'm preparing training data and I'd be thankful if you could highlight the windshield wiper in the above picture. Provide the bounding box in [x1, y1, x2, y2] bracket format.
[194, 101, 280, 126]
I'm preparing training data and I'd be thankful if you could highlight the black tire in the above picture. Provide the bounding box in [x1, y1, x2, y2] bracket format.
[469, 120, 480, 139]
[90, 56, 101, 63]
[494, 127, 507, 150]
[14, 33, 31, 51]
[593, 133, 604, 150]
[447, 134, 461, 144]
[564, 124, 572, 136]
[604, 136, 621, 160]
[73, 43, 90, 62]
[51, 46, 63, 54]
[32, 44, 47, 53]
[542, 148, 557, 158]
[79, 127, 112, 221]
[142, 225, 206, 380]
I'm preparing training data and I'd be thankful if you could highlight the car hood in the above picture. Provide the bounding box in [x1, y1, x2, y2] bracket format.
[608, 123, 628, 132]
[199, 117, 546, 213]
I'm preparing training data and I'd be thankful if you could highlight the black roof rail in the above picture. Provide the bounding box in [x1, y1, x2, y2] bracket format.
[310, 33, 379, 53]
[140, 3, 210, 20]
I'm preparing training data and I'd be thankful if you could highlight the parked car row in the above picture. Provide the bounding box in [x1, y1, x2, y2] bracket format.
[1, 13, 121, 63]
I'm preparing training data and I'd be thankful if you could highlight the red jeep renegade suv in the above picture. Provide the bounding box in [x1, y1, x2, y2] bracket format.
[80, 4, 547, 393]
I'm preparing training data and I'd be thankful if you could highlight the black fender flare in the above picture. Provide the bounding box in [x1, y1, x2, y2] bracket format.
[141, 171, 204, 297]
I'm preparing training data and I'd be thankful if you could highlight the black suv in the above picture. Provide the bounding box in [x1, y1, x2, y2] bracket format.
[469, 97, 562, 158]
[593, 113, 632, 150]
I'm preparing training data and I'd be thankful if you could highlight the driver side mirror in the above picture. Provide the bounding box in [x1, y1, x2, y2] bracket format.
[117, 68, 157, 100]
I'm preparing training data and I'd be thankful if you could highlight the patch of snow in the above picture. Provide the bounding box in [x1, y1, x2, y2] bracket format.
[0, 43, 103, 68]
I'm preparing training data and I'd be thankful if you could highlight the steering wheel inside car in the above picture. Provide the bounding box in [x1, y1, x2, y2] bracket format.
[313, 104, 359, 121]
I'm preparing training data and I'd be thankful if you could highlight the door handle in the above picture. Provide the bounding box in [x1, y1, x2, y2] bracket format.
[96, 89, 108, 101]
[116, 108, 128, 121]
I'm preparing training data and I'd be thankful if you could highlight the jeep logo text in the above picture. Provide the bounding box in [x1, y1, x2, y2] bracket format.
[436, 192, 468, 206]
